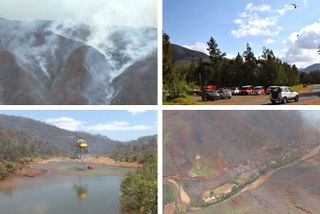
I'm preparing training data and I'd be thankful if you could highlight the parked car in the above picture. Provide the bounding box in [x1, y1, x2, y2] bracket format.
[201, 89, 220, 101]
[270, 86, 299, 104]
[254, 86, 265, 95]
[217, 88, 232, 99]
[202, 85, 218, 91]
[201, 88, 232, 101]
[266, 86, 278, 95]
[240, 85, 253, 95]
[231, 87, 240, 95]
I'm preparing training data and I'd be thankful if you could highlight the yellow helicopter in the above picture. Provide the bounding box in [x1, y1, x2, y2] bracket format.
[74, 136, 88, 159]
[76, 136, 88, 149]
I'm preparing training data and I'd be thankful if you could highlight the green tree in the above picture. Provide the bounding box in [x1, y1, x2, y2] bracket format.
[163, 33, 187, 100]
[207, 37, 226, 86]
[120, 155, 157, 214]
[242, 43, 257, 85]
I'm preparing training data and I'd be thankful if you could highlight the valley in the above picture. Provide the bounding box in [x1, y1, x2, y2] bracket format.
[163, 111, 320, 213]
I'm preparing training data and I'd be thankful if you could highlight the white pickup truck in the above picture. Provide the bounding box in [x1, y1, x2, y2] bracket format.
[270, 86, 299, 104]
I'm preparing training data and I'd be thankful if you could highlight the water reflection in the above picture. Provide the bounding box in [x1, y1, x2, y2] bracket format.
[74, 177, 88, 201]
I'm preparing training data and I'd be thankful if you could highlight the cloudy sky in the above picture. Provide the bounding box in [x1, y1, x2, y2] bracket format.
[0, 110, 157, 141]
[164, 0, 320, 68]
[0, 0, 157, 28]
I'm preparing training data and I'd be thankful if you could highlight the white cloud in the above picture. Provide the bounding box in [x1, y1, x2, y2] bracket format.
[275, 4, 293, 16]
[226, 53, 236, 59]
[45, 117, 85, 131]
[183, 42, 209, 55]
[282, 21, 320, 68]
[246, 3, 271, 12]
[127, 109, 147, 116]
[45, 117, 151, 133]
[232, 2, 292, 38]
[265, 38, 275, 45]
[88, 121, 151, 132]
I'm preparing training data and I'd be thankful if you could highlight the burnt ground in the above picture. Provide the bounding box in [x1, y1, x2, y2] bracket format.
[188, 154, 320, 214]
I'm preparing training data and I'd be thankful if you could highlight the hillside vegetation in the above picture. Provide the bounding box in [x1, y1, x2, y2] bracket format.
[114, 135, 158, 214]
[0, 114, 117, 154]
[0, 126, 64, 179]
[106, 135, 157, 164]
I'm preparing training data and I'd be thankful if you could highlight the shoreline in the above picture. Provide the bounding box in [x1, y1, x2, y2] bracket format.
[0, 156, 141, 181]
[33, 156, 143, 169]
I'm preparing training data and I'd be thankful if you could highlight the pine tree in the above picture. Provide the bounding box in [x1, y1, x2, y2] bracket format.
[162, 33, 187, 100]
[242, 43, 257, 85]
[206, 37, 226, 86]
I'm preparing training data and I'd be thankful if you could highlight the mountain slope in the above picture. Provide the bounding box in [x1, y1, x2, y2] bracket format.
[301, 63, 320, 73]
[164, 111, 317, 177]
[0, 114, 117, 154]
[171, 44, 209, 67]
[111, 51, 157, 105]
[0, 17, 157, 104]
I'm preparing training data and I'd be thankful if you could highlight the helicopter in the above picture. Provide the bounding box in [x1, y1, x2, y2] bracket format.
[74, 135, 88, 160]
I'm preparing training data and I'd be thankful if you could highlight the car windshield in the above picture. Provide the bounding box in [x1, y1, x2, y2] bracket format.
[255, 87, 262, 89]
[241, 87, 249, 90]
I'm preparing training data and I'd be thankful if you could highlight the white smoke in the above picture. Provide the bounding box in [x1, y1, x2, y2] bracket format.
[0, 0, 157, 28]
[0, 0, 157, 104]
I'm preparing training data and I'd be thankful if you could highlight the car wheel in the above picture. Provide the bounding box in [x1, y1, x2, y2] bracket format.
[271, 100, 276, 105]
[202, 96, 206, 101]
[282, 97, 287, 104]
[295, 96, 299, 102]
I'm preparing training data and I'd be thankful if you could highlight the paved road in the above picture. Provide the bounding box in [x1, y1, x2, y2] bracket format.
[194, 84, 320, 105]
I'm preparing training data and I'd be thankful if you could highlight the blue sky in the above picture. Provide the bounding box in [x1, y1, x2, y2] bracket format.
[164, 0, 320, 68]
[0, 110, 157, 141]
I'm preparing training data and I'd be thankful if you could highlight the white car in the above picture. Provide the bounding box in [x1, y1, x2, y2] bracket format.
[270, 86, 299, 104]
[231, 87, 240, 95]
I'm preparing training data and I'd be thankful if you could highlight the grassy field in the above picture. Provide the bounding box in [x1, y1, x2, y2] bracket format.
[191, 166, 215, 176]
[291, 84, 312, 94]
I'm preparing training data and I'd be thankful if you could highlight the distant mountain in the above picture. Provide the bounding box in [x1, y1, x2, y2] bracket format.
[171, 44, 209, 67]
[164, 111, 317, 177]
[300, 63, 320, 73]
[0, 114, 119, 154]
[0, 17, 157, 104]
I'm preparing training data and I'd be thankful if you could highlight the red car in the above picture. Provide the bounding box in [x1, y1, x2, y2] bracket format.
[240, 85, 253, 95]
[266, 86, 278, 95]
[202, 85, 218, 91]
[254, 86, 265, 95]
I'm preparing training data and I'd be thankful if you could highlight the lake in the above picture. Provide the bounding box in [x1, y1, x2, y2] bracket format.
[0, 161, 134, 214]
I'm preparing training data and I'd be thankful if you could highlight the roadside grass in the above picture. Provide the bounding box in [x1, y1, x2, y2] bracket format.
[164, 182, 178, 205]
[164, 96, 201, 105]
[291, 84, 312, 94]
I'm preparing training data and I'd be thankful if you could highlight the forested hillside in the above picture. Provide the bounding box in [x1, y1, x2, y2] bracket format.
[106, 135, 157, 163]
[0, 126, 65, 179]
[0, 114, 117, 153]
[163, 33, 301, 100]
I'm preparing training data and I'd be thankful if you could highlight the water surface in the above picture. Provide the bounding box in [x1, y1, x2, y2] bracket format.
[0, 161, 134, 214]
